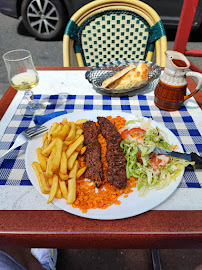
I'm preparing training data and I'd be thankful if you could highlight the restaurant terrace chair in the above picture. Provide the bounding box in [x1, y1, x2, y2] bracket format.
[63, 0, 167, 68]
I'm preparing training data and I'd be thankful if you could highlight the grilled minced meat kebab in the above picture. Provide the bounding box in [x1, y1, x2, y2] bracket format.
[97, 117, 127, 189]
[82, 120, 103, 187]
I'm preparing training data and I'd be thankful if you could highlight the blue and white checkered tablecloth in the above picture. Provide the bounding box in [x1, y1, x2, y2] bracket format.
[0, 94, 202, 188]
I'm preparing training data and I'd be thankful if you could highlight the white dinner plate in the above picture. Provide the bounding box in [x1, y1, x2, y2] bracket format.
[25, 110, 184, 220]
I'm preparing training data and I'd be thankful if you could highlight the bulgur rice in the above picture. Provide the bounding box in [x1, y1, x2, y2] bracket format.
[72, 116, 136, 213]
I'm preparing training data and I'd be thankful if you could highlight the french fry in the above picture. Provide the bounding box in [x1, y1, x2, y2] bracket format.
[45, 147, 56, 178]
[36, 148, 47, 172]
[61, 118, 67, 125]
[48, 177, 53, 187]
[63, 140, 73, 146]
[55, 184, 62, 199]
[60, 151, 68, 175]
[67, 151, 79, 170]
[75, 119, 88, 125]
[64, 134, 80, 146]
[76, 166, 87, 178]
[32, 162, 49, 194]
[43, 132, 48, 144]
[52, 138, 63, 171]
[65, 122, 76, 141]
[57, 123, 70, 140]
[66, 178, 76, 204]
[33, 118, 86, 206]
[48, 122, 59, 141]
[42, 133, 48, 150]
[67, 160, 79, 204]
[66, 135, 84, 159]
[59, 179, 68, 199]
[69, 160, 79, 179]
[76, 128, 83, 135]
[59, 172, 69, 181]
[62, 143, 68, 152]
[80, 145, 87, 155]
[52, 124, 62, 138]
[42, 137, 49, 151]
[42, 139, 57, 157]
[75, 143, 83, 152]
[47, 174, 59, 203]
[49, 122, 59, 133]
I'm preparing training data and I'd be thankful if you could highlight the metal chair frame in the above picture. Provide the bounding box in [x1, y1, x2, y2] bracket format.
[173, 0, 202, 73]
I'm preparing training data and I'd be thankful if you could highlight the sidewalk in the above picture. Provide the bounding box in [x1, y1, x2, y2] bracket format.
[56, 249, 202, 270]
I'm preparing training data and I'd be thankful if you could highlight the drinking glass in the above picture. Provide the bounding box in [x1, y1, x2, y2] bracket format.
[3, 49, 44, 117]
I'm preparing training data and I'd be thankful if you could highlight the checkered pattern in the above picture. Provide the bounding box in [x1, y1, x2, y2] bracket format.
[79, 11, 150, 66]
[0, 93, 202, 188]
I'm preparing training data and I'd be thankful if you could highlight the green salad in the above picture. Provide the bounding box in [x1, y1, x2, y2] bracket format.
[119, 118, 194, 196]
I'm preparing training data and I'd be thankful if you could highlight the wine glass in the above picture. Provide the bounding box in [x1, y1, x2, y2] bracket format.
[3, 49, 44, 118]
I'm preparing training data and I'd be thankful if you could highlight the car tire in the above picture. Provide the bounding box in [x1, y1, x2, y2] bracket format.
[21, 0, 68, 41]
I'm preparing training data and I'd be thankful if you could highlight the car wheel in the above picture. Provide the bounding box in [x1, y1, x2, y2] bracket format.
[21, 0, 68, 41]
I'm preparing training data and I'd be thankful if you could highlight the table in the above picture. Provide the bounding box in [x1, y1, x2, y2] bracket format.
[1, 67, 202, 249]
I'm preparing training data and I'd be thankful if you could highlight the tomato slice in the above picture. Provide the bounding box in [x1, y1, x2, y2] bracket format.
[121, 129, 129, 139]
[121, 127, 146, 140]
[129, 128, 146, 138]
[150, 154, 171, 173]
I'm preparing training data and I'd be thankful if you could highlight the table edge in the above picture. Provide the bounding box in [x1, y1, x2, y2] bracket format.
[0, 210, 202, 248]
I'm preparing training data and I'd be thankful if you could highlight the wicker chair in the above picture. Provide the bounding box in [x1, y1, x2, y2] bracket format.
[63, 0, 167, 67]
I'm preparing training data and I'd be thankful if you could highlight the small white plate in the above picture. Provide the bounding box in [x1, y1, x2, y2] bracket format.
[25, 110, 183, 220]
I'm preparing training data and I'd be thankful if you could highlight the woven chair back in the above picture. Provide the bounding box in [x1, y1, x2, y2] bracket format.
[63, 0, 167, 67]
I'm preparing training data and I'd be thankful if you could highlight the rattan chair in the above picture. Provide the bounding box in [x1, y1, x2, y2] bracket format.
[63, 0, 167, 67]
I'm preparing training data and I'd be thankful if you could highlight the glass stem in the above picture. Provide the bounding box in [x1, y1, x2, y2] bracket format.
[25, 90, 35, 107]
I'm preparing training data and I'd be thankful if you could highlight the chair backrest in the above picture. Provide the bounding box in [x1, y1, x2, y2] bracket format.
[63, 0, 167, 67]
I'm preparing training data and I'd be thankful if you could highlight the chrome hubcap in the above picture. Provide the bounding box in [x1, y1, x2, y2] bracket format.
[40, 14, 45, 20]
[27, 0, 59, 36]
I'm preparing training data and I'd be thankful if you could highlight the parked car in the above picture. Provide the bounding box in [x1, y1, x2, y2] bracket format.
[0, 0, 93, 41]
[0, 0, 202, 41]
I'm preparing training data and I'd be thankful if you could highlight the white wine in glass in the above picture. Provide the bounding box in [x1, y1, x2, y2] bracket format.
[11, 72, 39, 91]
[3, 49, 44, 118]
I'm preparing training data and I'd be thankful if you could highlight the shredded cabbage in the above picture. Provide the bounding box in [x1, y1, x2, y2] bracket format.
[120, 119, 195, 196]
